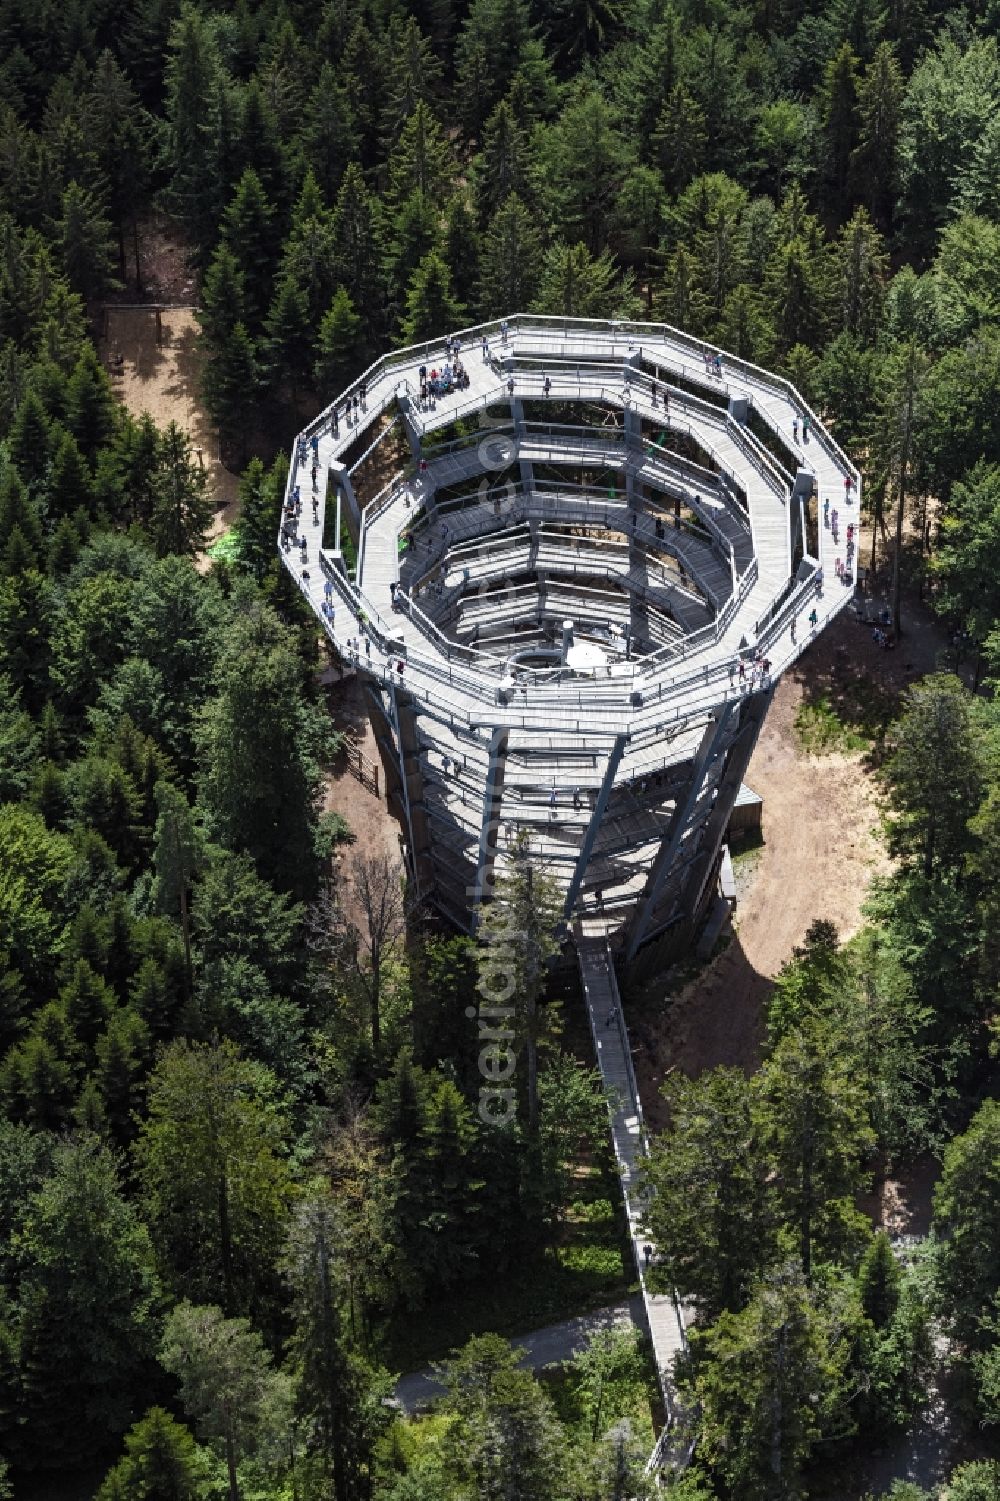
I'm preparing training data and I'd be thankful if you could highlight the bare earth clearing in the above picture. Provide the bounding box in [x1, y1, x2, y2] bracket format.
[98, 304, 241, 558]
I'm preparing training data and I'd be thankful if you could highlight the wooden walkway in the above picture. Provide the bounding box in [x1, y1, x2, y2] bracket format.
[575, 930, 689, 1397]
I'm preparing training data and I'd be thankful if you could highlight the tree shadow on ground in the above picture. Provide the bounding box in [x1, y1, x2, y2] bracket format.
[102, 306, 169, 383]
[623, 928, 774, 1132]
[791, 595, 964, 773]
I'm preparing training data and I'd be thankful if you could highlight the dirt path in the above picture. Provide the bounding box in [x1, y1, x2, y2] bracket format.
[99, 305, 240, 553]
[321, 673, 406, 923]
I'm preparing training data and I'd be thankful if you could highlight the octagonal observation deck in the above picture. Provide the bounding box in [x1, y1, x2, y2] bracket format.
[279, 315, 860, 960]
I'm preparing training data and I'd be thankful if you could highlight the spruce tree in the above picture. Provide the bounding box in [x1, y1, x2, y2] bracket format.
[150, 423, 214, 559]
[315, 287, 363, 394]
[52, 181, 119, 300]
[8, 392, 50, 488]
[198, 245, 248, 349]
[473, 97, 536, 224]
[162, 6, 226, 258]
[387, 100, 455, 214]
[236, 456, 284, 584]
[853, 42, 903, 232]
[231, 80, 285, 211]
[65, 346, 117, 459]
[477, 193, 542, 316]
[821, 43, 861, 222]
[14, 1136, 159, 1469]
[264, 273, 313, 397]
[401, 252, 465, 343]
[202, 323, 262, 465]
[297, 64, 359, 205]
[218, 169, 280, 334]
[45, 432, 92, 525]
[331, 164, 387, 343]
[96, 1407, 208, 1501]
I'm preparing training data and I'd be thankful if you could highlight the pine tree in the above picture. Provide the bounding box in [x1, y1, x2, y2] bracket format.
[198, 245, 248, 349]
[161, 1302, 293, 1501]
[477, 193, 543, 317]
[52, 181, 119, 300]
[150, 423, 214, 559]
[296, 64, 359, 205]
[401, 252, 466, 344]
[854, 42, 904, 233]
[202, 323, 262, 465]
[821, 43, 861, 221]
[236, 457, 283, 584]
[331, 164, 387, 344]
[218, 169, 279, 334]
[264, 273, 313, 397]
[387, 100, 455, 214]
[315, 287, 363, 394]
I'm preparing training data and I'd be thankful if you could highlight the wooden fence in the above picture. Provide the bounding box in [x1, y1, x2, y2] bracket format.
[343, 737, 380, 796]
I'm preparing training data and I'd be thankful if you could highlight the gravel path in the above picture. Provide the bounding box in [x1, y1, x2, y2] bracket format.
[393, 1295, 646, 1412]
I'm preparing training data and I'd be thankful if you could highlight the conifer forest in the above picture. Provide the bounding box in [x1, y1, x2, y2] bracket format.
[0, 0, 999, 1498]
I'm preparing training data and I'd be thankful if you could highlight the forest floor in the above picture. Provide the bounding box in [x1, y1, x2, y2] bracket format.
[321, 673, 404, 871]
[97, 303, 241, 560]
